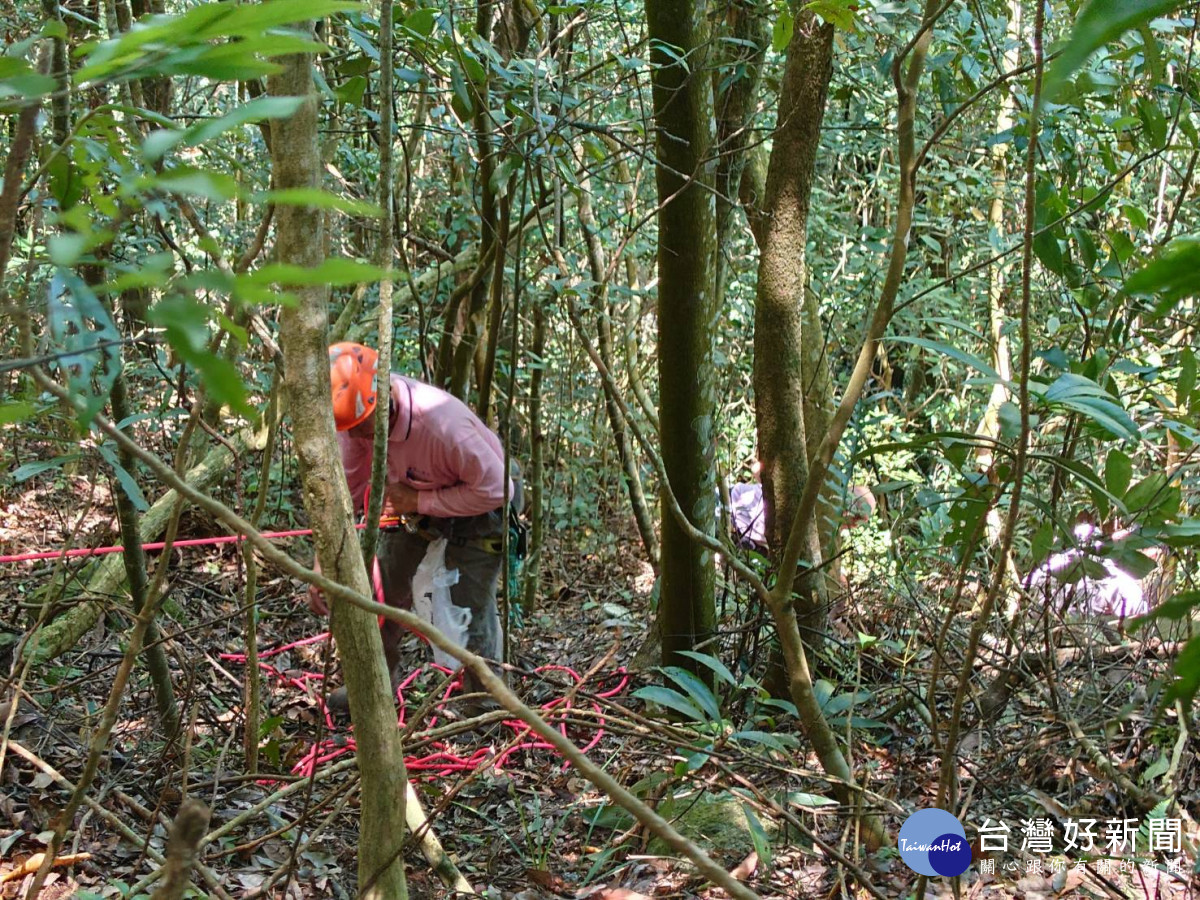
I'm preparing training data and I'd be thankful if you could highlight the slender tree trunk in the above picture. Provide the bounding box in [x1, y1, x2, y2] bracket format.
[522, 296, 547, 612]
[976, 0, 1021, 545]
[109, 364, 179, 738]
[269, 44, 409, 900]
[753, 10, 835, 643]
[713, 0, 767, 308]
[577, 186, 660, 569]
[645, 0, 719, 676]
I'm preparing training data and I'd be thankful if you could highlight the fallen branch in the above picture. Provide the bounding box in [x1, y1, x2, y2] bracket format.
[0, 852, 91, 884]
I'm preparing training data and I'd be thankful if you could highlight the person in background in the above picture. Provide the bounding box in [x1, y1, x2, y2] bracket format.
[308, 342, 515, 713]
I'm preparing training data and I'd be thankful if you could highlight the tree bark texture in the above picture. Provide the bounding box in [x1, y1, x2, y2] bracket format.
[753, 11, 835, 639]
[269, 47, 409, 900]
[645, 0, 719, 674]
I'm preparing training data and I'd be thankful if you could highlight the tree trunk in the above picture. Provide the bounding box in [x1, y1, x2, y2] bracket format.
[522, 296, 547, 612]
[753, 10, 835, 643]
[976, 0, 1021, 545]
[577, 185, 660, 570]
[645, 0, 719, 676]
[270, 46, 409, 900]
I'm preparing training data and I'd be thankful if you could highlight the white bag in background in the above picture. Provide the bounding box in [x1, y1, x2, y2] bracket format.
[410, 538, 469, 668]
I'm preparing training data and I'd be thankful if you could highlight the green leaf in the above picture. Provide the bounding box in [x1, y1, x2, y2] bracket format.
[1043, 0, 1188, 101]
[784, 791, 838, 810]
[1179, 349, 1196, 409]
[803, 0, 857, 31]
[771, 9, 794, 52]
[147, 296, 251, 415]
[1164, 634, 1200, 707]
[403, 7, 438, 37]
[147, 167, 239, 202]
[730, 730, 799, 752]
[96, 444, 149, 512]
[889, 335, 1000, 381]
[632, 685, 703, 721]
[660, 666, 722, 722]
[1034, 231, 1066, 275]
[0, 71, 57, 99]
[1105, 449, 1133, 498]
[1041, 373, 1139, 439]
[741, 803, 773, 868]
[1123, 472, 1170, 514]
[0, 401, 37, 426]
[143, 96, 303, 163]
[260, 188, 382, 217]
[189, 0, 361, 40]
[675, 650, 737, 687]
[247, 258, 386, 287]
[1137, 95, 1168, 148]
[333, 74, 367, 106]
[47, 273, 121, 427]
[1124, 237, 1200, 313]
[11, 455, 81, 482]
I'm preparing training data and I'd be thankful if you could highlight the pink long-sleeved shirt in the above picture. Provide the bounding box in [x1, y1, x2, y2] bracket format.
[339, 374, 511, 519]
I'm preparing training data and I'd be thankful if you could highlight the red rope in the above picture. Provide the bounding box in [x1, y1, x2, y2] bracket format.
[220, 638, 629, 781]
[0, 519, 402, 564]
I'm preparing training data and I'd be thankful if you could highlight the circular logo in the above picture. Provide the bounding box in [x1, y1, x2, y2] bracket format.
[898, 808, 970, 877]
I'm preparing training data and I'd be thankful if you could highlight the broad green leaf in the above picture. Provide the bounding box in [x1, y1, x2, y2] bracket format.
[333, 74, 367, 106]
[12, 455, 81, 482]
[1123, 472, 1170, 514]
[188, 0, 361, 40]
[730, 730, 799, 752]
[784, 791, 838, 810]
[803, 0, 857, 30]
[632, 685, 703, 721]
[47, 274, 121, 427]
[772, 9, 793, 52]
[0, 401, 37, 426]
[247, 258, 386, 287]
[143, 96, 303, 163]
[1041, 373, 1138, 439]
[741, 803, 773, 868]
[403, 7, 438, 37]
[675, 650, 737, 687]
[260, 188, 382, 217]
[96, 444, 149, 512]
[1124, 238, 1200, 314]
[1044, 0, 1188, 101]
[889, 336, 1000, 381]
[661, 666, 722, 722]
[1179, 349, 1196, 409]
[147, 296, 251, 415]
[147, 167, 239, 202]
[1033, 231, 1066, 275]
[1164, 635, 1200, 707]
[1105, 449, 1133, 498]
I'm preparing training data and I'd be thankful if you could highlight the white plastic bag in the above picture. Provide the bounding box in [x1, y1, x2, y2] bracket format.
[411, 538, 469, 668]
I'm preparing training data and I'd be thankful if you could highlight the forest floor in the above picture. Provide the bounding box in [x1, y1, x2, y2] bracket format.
[1, 473, 1196, 899]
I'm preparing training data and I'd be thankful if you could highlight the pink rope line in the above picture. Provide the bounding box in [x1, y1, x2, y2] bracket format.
[0, 520, 399, 564]
[221, 641, 629, 781]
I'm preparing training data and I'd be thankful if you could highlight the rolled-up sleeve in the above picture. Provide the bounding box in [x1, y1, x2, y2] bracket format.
[416, 425, 510, 518]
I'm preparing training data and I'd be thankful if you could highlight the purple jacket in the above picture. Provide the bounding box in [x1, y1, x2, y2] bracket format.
[339, 374, 511, 519]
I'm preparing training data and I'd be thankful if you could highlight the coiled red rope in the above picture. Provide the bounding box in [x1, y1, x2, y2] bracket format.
[220, 637, 629, 781]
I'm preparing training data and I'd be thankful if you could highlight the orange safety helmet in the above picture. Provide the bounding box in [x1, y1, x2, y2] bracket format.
[328, 342, 379, 431]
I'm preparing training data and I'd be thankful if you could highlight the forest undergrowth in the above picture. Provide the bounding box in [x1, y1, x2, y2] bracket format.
[1, 469, 1193, 899]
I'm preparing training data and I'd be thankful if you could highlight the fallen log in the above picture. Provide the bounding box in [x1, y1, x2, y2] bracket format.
[22, 413, 277, 664]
